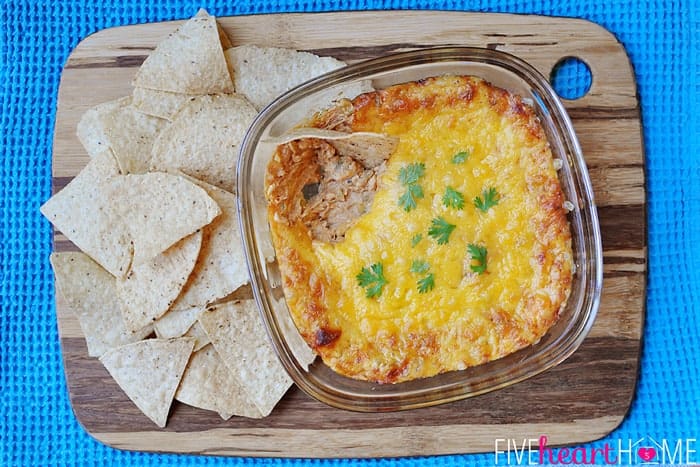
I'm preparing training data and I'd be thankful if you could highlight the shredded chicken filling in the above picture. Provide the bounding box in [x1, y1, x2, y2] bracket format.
[269, 138, 386, 243]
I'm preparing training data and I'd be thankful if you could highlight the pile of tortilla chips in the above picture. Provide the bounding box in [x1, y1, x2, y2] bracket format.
[42, 9, 339, 427]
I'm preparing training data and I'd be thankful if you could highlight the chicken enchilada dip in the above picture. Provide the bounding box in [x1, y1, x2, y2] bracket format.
[265, 75, 574, 384]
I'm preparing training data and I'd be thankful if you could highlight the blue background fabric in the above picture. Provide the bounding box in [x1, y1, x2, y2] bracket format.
[1, 0, 698, 465]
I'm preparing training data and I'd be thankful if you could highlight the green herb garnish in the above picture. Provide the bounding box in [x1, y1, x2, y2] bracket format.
[410, 259, 430, 274]
[451, 151, 469, 164]
[411, 233, 423, 247]
[474, 187, 500, 212]
[399, 184, 424, 212]
[409, 260, 434, 293]
[467, 244, 488, 275]
[442, 186, 465, 210]
[398, 163, 426, 212]
[399, 162, 426, 185]
[417, 273, 435, 293]
[356, 262, 388, 298]
[428, 216, 456, 245]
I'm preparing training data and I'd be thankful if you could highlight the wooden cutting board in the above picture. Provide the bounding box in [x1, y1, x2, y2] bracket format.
[52, 11, 646, 458]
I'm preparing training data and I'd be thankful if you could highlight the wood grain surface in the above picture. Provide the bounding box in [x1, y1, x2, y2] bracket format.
[51, 11, 646, 458]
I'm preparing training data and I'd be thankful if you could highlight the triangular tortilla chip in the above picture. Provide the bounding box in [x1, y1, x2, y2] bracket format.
[77, 98, 127, 157]
[99, 338, 195, 428]
[153, 306, 203, 339]
[103, 172, 221, 266]
[209, 284, 315, 368]
[198, 300, 292, 416]
[40, 151, 132, 277]
[155, 284, 254, 339]
[183, 321, 210, 352]
[224, 45, 345, 110]
[99, 100, 167, 174]
[132, 10, 233, 94]
[170, 181, 248, 309]
[50, 252, 152, 357]
[132, 87, 191, 121]
[175, 344, 262, 419]
[116, 231, 203, 332]
[150, 94, 257, 192]
[76, 97, 167, 174]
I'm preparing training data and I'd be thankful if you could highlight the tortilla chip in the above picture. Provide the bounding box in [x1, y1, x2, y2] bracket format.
[170, 181, 249, 309]
[131, 87, 191, 121]
[104, 172, 221, 266]
[50, 252, 152, 357]
[183, 321, 210, 352]
[132, 9, 233, 94]
[329, 135, 398, 168]
[77, 98, 127, 157]
[224, 45, 346, 110]
[150, 94, 257, 192]
[99, 338, 195, 428]
[76, 97, 167, 174]
[198, 300, 292, 416]
[116, 231, 203, 332]
[266, 128, 398, 168]
[40, 151, 132, 277]
[152, 307, 218, 352]
[98, 98, 166, 174]
[153, 306, 202, 339]
[175, 344, 262, 420]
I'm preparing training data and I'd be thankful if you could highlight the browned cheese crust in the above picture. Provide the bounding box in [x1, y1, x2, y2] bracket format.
[266, 75, 573, 383]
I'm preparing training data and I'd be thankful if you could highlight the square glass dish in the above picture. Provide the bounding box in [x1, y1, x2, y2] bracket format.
[237, 47, 603, 412]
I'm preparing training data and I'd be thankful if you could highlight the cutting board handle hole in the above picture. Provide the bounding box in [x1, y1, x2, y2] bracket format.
[550, 57, 592, 100]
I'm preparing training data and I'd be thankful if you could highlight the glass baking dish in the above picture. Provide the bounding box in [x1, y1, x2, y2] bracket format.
[237, 47, 602, 412]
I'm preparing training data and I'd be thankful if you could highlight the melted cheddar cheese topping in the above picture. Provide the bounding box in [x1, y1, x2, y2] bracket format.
[266, 76, 573, 383]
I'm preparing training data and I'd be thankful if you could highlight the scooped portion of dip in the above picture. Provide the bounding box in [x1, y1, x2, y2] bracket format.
[265, 75, 573, 384]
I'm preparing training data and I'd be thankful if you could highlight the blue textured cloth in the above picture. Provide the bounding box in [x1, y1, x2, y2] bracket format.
[1, 1, 698, 466]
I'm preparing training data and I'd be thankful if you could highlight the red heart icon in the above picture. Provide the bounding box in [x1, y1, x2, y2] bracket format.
[638, 447, 657, 462]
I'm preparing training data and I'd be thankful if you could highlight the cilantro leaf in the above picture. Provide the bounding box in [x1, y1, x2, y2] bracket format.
[409, 259, 434, 293]
[417, 273, 435, 293]
[398, 164, 425, 212]
[399, 162, 426, 186]
[451, 151, 469, 164]
[467, 244, 488, 275]
[428, 216, 456, 245]
[474, 187, 500, 212]
[442, 186, 465, 210]
[398, 192, 416, 212]
[399, 183, 424, 212]
[410, 259, 430, 274]
[411, 233, 423, 247]
[356, 262, 388, 298]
